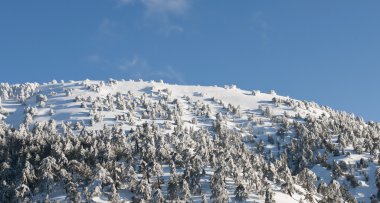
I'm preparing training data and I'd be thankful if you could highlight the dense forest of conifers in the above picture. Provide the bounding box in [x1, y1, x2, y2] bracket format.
[0, 81, 380, 202]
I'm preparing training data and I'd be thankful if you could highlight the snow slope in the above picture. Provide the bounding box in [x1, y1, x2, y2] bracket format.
[3, 80, 320, 129]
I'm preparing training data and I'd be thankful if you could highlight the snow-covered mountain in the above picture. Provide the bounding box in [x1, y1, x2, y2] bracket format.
[0, 79, 378, 203]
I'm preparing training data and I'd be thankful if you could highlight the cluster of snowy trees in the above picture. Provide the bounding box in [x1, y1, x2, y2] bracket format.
[0, 82, 39, 104]
[0, 109, 274, 202]
[270, 97, 380, 202]
[0, 82, 273, 202]
[1, 80, 380, 202]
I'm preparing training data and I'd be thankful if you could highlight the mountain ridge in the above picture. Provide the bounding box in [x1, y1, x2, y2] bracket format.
[0, 79, 378, 203]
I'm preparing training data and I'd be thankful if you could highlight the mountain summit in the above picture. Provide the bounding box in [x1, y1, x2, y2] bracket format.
[0, 79, 377, 202]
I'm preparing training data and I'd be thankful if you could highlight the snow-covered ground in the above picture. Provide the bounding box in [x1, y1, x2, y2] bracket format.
[3, 80, 314, 129]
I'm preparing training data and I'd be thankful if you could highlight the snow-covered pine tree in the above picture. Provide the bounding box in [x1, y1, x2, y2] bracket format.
[235, 183, 249, 202]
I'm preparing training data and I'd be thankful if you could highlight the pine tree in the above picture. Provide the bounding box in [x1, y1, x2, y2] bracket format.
[211, 168, 229, 203]
[332, 160, 343, 179]
[304, 192, 314, 203]
[21, 161, 37, 186]
[83, 187, 91, 202]
[66, 181, 81, 202]
[264, 189, 275, 203]
[181, 179, 191, 201]
[15, 184, 31, 200]
[322, 180, 342, 202]
[296, 168, 317, 194]
[151, 189, 165, 203]
[135, 178, 151, 201]
[235, 183, 248, 202]
[91, 185, 102, 198]
[167, 174, 179, 200]
[109, 183, 120, 203]
[39, 156, 59, 193]
[211, 185, 229, 203]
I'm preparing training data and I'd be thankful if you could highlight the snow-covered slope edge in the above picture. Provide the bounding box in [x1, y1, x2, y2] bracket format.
[0, 79, 378, 203]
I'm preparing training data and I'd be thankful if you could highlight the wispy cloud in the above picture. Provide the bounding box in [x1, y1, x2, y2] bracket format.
[251, 12, 271, 42]
[86, 54, 102, 63]
[94, 17, 131, 41]
[117, 0, 190, 14]
[97, 18, 120, 38]
[141, 0, 190, 16]
[84, 54, 185, 83]
[118, 56, 149, 72]
[117, 0, 135, 6]
[116, 0, 191, 35]
[118, 56, 185, 84]
[156, 66, 185, 84]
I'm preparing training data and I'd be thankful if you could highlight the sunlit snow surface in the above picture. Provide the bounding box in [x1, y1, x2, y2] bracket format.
[3, 80, 323, 130]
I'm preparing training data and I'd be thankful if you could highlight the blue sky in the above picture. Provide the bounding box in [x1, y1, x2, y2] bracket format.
[0, 0, 380, 121]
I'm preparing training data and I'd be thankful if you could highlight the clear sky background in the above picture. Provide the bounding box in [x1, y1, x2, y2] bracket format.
[0, 1, 379, 121]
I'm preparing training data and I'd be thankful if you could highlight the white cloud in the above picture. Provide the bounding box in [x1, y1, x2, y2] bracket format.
[118, 0, 135, 5]
[97, 18, 119, 38]
[251, 12, 271, 42]
[118, 56, 149, 71]
[84, 54, 185, 83]
[117, 0, 190, 14]
[252, 12, 269, 30]
[116, 0, 191, 35]
[118, 56, 185, 84]
[141, 0, 190, 16]
[156, 66, 185, 84]
[86, 55, 102, 63]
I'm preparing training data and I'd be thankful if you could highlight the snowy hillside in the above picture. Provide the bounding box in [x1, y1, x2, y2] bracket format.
[0, 79, 379, 203]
